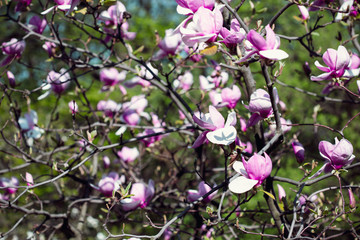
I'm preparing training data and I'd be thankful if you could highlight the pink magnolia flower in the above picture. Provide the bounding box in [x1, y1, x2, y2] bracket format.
[187, 181, 217, 203]
[41, 0, 79, 15]
[68, 100, 78, 114]
[219, 19, 246, 50]
[240, 25, 288, 62]
[121, 95, 148, 126]
[117, 146, 139, 163]
[97, 100, 119, 118]
[229, 153, 272, 194]
[308, 0, 333, 11]
[28, 16, 47, 34]
[311, 45, 353, 81]
[98, 172, 125, 197]
[25, 172, 34, 187]
[310, 138, 355, 179]
[246, 88, 279, 127]
[125, 63, 157, 88]
[42, 41, 57, 57]
[173, 71, 194, 91]
[18, 110, 44, 146]
[180, 6, 223, 47]
[192, 106, 237, 147]
[98, 1, 136, 41]
[175, 0, 215, 15]
[100, 68, 126, 87]
[265, 117, 292, 139]
[0, 177, 19, 195]
[221, 85, 241, 109]
[153, 29, 182, 60]
[6, 71, 16, 88]
[335, 0, 355, 21]
[121, 180, 155, 211]
[209, 90, 224, 107]
[39, 69, 70, 98]
[292, 141, 305, 163]
[1, 38, 26, 66]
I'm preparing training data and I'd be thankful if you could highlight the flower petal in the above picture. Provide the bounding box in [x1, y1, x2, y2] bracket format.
[228, 176, 258, 194]
[259, 49, 289, 60]
[206, 126, 237, 145]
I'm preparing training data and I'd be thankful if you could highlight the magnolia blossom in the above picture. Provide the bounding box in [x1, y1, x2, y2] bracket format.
[192, 106, 237, 147]
[0, 177, 19, 198]
[221, 85, 241, 109]
[121, 180, 155, 211]
[246, 88, 279, 127]
[180, 6, 223, 47]
[100, 68, 127, 93]
[98, 1, 136, 41]
[187, 181, 217, 203]
[117, 147, 139, 163]
[42, 41, 57, 57]
[39, 69, 71, 99]
[125, 63, 157, 88]
[175, 0, 214, 15]
[173, 71, 194, 91]
[335, 0, 355, 21]
[297, 194, 318, 213]
[153, 29, 182, 60]
[292, 141, 305, 163]
[209, 90, 223, 107]
[98, 172, 125, 197]
[1, 38, 26, 66]
[311, 45, 357, 81]
[219, 19, 246, 50]
[41, 0, 80, 15]
[265, 117, 292, 139]
[18, 110, 44, 146]
[229, 153, 272, 194]
[309, 138, 355, 179]
[121, 95, 148, 126]
[28, 16, 47, 34]
[240, 25, 288, 62]
[236, 139, 253, 154]
[97, 100, 120, 118]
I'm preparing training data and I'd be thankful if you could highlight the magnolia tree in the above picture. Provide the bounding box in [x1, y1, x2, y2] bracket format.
[1, 0, 360, 239]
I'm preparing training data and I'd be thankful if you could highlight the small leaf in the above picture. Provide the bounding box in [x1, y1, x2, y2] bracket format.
[75, 7, 87, 15]
[100, 208, 109, 213]
[260, 189, 275, 200]
[133, 46, 144, 55]
[200, 45, 218, 56]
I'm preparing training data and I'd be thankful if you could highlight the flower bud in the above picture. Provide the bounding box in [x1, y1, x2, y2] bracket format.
[277, 184, 286, 201]
[349, 188, 356, 209]
[292, 141, 305, 163]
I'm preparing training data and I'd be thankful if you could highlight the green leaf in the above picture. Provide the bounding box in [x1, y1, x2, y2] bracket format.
[260, 189, 275, 200]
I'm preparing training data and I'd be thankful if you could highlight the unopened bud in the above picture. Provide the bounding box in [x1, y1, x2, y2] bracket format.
[349, 188, 356, 209]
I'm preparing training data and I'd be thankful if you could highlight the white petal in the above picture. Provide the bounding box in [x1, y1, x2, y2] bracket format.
[176, 5, 193, 15]
[228, 176, 258, 194]
[259, 49, 289, 60]
[115, 126, 127, 136]
[232, 161, 247, 176]
[206, 126, 237, 145]
[37, 91, 51, 100]
[225, 111, 237, 127]
[41, 6, 55, 15]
